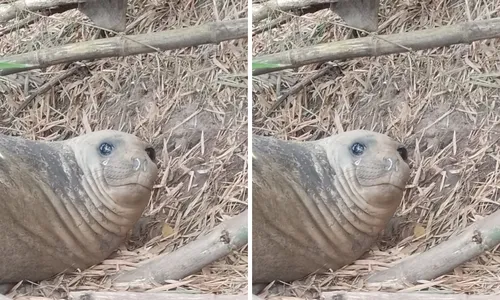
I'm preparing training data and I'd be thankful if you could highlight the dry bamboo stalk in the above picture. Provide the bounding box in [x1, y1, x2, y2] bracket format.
[367, 209, 500, 288]
[253, 17, 500, 75]
[253, 0, 336, 23]
[113, 210, 248, 285]
[0, 18, 248, 76]
[68, 291, 247, 300]
[321, 292, 500, 300]
[0, 0, 81, 23]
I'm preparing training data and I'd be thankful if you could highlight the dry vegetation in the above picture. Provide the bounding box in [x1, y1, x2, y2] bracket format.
[0, 0, 248, 298]
[252, 0, 500, 298]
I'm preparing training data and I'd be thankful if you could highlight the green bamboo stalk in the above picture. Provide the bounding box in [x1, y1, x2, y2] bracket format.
[0, 18, 248, 76]
[253, 17, 500, 75]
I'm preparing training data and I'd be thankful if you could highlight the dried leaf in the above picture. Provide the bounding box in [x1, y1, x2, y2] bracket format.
[413, 224, 426, 238]
[162, 223, 174, 238]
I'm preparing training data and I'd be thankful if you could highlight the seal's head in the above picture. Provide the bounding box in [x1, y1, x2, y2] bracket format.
[68, 130, 158, 207]
[320, 130, 410, 208]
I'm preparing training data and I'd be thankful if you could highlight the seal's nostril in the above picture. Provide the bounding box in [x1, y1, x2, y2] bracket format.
[145, 147, 156, 162]
[397, 146, 408, 162]
[132, 158, 141, 171]
[384, 158, 394, 171]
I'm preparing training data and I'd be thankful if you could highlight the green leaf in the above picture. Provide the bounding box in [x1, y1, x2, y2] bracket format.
[0, 61, 28, 70]
[252, 62, 283, 70]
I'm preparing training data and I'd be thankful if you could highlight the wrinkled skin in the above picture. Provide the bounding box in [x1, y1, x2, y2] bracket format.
[0, 130, 158, 283]
[252, 130, 410, 284]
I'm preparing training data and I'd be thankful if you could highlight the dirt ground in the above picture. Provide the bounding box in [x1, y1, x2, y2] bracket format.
[0, 0, 248, 298]
[252, 0, 500, 298]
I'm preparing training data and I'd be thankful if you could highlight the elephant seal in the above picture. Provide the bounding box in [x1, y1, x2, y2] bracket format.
[0, 130, 158, 283]
[252, 130, 410, 284]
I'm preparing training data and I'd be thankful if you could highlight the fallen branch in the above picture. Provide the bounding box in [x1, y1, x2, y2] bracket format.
[113, 210, 248, 285]
[0, 18, 248, 76]
[11, 64, 87, 120]
[253, 0, 335, 23]
[68, 291, 247, 300]
[321, 291, 499, 300]
[252, 14, 293, 36]
[253, 17, 500, 75]
[366, 209, 500, 288]
[0, 15, 40, 37]
[265, 64, 341, 116]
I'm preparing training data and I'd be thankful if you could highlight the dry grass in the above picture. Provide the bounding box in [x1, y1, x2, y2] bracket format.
[252, 0, 500, 298]
[0, 0, 248, 298]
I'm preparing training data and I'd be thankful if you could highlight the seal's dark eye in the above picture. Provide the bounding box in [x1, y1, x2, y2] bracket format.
[397, 146, 408, 161]
[99, 142, 114, 156]
[351, 142, 365, 156]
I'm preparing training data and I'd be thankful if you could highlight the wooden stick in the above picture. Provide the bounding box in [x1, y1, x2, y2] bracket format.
[0, 0, 81, 23]
[0, 18, 248, 76]
[11, 64, 86, 120]
[0, 15, 40, 37]
[253, 0, 336, 23]
[253, 17, 500, 75]
[113, 210, 248, 285]
[321, 291, 500, 300]
[265, 64, 341, 116]
[68, 291, 247, 300]
[252, 15, 293, 36]
[366, 209, 500, 288]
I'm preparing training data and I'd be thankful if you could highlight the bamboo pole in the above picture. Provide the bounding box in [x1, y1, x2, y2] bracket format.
[253, 0, 335, 23]
[252, 17, 500, 75]
[0, 18, 248, 76]
[113, 210, 248, 286]
[258, 292, 500, 300]
[0, 0, 80, 23]
[253, 0, 379, 32]
[68, 291, 247, 300]
[366, 209, 500, 288]
[320, 292, 499, 300]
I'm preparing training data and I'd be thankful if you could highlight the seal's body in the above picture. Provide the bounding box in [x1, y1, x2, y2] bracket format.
[252, 130, 410, 283]
[0, 130, 158, 283]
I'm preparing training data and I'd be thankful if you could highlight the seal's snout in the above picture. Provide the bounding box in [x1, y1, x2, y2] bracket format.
[336, 131, 410, 191]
